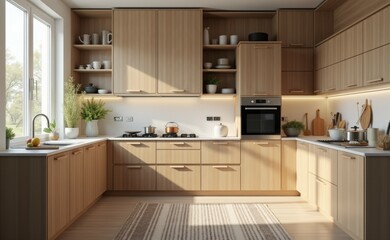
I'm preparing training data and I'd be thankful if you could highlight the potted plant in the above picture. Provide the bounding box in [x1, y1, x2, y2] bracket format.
[80, 97, 111, 137]
[204, 75, 220, 94]
[5, 127, 15, 149]
[43, 119, 59, 140]
[282, 120, 305, 137]
[64, 77, 82, 139]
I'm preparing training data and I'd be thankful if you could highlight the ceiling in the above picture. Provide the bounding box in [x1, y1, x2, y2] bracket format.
[62, 0, 324, 11]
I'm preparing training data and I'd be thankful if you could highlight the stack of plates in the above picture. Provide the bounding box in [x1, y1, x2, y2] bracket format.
[221, 88, 235, 94]
[215, 65, 231, 69]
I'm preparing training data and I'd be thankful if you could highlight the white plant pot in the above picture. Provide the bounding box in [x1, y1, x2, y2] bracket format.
[65, 127, 79, 139]
[206, 84, 217, 94]
[85, 120, 99, 137]
[49, 132, 60, 140]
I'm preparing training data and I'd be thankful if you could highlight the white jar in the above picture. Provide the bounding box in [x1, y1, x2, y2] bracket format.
[219, 35, 227, 45]
[214, 123, 228, 137]
[204, 27, 210, 45]
[230, 35, 238, 45]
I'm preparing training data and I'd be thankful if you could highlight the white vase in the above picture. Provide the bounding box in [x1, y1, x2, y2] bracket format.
[85, 120, 99, 137]
[204, 27, 210, 45]
[206, 84, 217, 94]
[6, 139, 10, 149]
[65, 128, 79, 139]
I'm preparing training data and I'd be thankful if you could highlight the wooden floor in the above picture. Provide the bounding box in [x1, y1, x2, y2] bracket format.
[58, 196, 352, 240]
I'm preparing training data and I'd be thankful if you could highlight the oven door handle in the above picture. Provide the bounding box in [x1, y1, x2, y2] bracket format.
[244, 107, 278, 110]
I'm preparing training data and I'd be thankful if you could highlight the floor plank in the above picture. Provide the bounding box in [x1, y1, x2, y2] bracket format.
[58, 196, 352, 240]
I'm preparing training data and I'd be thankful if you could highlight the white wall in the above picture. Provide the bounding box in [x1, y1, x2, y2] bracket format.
[86, 97, 237, 137]
[0, 0, 5, 150]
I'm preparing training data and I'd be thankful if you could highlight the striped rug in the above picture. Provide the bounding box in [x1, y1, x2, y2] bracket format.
[114, 203, 291, 240]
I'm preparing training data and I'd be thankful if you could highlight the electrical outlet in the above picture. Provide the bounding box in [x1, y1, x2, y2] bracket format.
[126, 116, 134, 122]
[114, 116, 123, 122]
[213, 116, 221, 121]
[206, 116, 213, 121]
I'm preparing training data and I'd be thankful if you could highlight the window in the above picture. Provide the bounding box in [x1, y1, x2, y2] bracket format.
[5, 0, 54, 140]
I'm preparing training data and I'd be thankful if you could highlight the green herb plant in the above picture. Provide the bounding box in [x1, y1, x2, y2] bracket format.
[43, 119, 58, 133]
[6, 127, 15, 140]
[282, 120, 305, 130]
[204, 75, 220, 85]
[80, 98, 111, 122]
[64, 77, 82, 128]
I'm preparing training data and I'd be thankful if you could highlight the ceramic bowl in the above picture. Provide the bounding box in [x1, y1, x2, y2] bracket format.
[98, 89, 109, 94]
[221, 88, 235, 94]
[328, 128, 345, 140]
[204, 62, 213, 69]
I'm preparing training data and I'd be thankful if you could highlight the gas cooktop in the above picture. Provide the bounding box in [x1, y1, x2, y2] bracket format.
[118, 133, 197, 138]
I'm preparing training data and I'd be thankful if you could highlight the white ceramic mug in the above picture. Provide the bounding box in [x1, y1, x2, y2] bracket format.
[219, 35, 227, 45]
[92, 61, 101, 69]
[103, 60, 111, 69]
[92, 33, 99, 45]
[102, 30, 113, 45]
[230, 35, 238, 45]
[78, 34, 91, 44]
[86, 64, 92, 69]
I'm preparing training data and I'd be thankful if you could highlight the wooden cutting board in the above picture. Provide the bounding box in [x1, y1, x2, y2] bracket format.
[312, 109, 325, 136]
[359, 99, 372, 130]
[26, 145, 60, 150]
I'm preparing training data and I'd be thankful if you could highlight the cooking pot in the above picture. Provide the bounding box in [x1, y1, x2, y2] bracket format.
[165, 122, 179, 134]
[347, 126, 366, 142]
[144, 125, 156, 134]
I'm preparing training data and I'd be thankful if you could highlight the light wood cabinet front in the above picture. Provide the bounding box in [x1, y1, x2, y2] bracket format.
[83, 144, 97, 207]
[296, 142, 309, 199]
[281, 140, 297, 191]
[113, 10, 157, 94]
[201, 165, 240, 190]
[363, 5, 390, 52]
[282, 48, 314, 71]
[157, 141, 200, 150]
[363, 44, 390, 86]
[239, 43, 281, 96]
[157, 10, 202, 94]
[96, 142, 107, 197]
[282, 72, 313, 95]
[113, 141, 156, 164]
[156, 165, 201, 190]
[339, 55, 363, 90]
[316, 177, 338, 220]
[337, 152, 364, 239]
[278, 10, 314, 47]
[241, 140, 281, 190]
[157, 150, 201, 164]
[48, 152, 70, 239]
[114, 165, 156, 190]
[69, 148, 84, 221]
[309, 145, 338, 185]
[201, 141, 240, 164]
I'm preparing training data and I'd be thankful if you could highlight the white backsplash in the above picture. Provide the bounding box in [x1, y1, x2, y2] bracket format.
[91, 97, 237, 137]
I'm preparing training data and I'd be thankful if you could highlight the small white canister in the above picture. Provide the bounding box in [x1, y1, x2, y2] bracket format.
[214, 123, 228, 137]
[367, 128, 378, 147]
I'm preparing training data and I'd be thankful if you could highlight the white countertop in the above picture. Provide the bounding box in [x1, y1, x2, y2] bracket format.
[107, 136, 241, 141]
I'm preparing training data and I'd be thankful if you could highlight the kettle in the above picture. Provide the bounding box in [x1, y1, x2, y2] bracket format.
[214, 123, 228, 137]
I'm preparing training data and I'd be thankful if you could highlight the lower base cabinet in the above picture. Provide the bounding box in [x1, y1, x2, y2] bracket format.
[114, 165, 156, 190]
[201, 165, 240, 190]
[69, 148, 84, 221]
[156, 165, 201, 191]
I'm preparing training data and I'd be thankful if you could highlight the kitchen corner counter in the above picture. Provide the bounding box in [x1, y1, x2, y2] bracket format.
[282, 136, 390, 157]
[0, 137, 107, 157]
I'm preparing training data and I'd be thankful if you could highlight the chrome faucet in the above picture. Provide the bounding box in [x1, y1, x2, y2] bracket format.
[32, 113, 50, 138]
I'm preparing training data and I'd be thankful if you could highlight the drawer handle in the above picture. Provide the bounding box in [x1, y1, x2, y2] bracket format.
[128, 142, 142, 145]
[346, 84, 357, 88]
[327, 88, 336, 91]
[127, 166, 142, 169]
[318, 148, 327, 152]
[213, 165, 229, 169]
[126, 89, 142, 93]
[72, 150, 82, 155]
[254, 142, 269, 145]
[367, 78, 383, 84]
[254, 46, 271, 49]
[289, 43, 304, 47]
[313, 90, 321, 93]
[170, 142, 186, 145]
[54, 155, 67, 161]
[316, 178, 327, 185]
[86, 146, 95, 150]
[212, 142, 228, 145]
[289, 90, 304, 93]
[170, 89, 186, 93]
[170, 165, 186, 169]
[342, 155, 356, 160]
[253, 92, 268, 96]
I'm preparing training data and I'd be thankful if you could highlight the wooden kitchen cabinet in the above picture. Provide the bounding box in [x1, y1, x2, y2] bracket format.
[83, 144, 97, 207]
[337, 151, 364, 239]
[363, 43, 390, 86]
[113, 10, 157, 94]
[201, 165, 240, 190]
[282, 72, 313, 95]
[157, 10, 202, 94]
[113, 141, 156, 164]
[114, 165, 156, 190]
[69, 148, 84, 221]
[241, 140, 281, 190]
[363, 5, 390, 52]
[296, 141, 309, 199]
[281, 140, 296, 191]
[339, 55, 363, 90]
[47, 152, 70, 239]
[278, 10, 314, 47]
[157, 150, 201, 164]
[201, 141, 240, 164]
[96, 142, 107, 196]
[238, 42, 281, 96]
[309, 145, 337, 185]
[156, 165, 201, 191]
[282, 48, 314, 71]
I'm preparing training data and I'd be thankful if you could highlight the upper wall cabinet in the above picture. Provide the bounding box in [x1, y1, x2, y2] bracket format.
[278, 10, 314, 48]
[157, 10, 202, 95]
[71, 10, 113, 95]
[113, 10, 157, 94]
[238, 42, 281, 96]
[363, 5, 390, 52]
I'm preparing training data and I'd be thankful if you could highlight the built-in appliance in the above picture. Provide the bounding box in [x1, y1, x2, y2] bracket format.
[241, 97, 281, 139]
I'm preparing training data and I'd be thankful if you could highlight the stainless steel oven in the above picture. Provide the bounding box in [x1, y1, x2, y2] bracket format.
[241, 97, 281, 139]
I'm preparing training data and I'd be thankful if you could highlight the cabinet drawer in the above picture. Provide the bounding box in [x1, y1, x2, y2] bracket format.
[156, 165, 200, 190]
[309, 145, 338, 185]
[113, 165, 156, 190]
[157, 150, 200, 164]
[113, 141, 156, 164]
[157, 141, 200, 150]
[201, 141, 240, 164]
[201, 165, 240, 190]
[316, 177, 337, 221]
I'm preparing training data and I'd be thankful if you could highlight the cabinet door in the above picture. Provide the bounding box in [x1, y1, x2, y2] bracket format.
[156, 165, 201, 190]
[282, 72, 313, 95]
[337, 152, 364, 239]
[69, 148, 84, 221]
[156, 150, 201, 164]
[239, 43, 281, 96]
[363, 44, 390, 86]
[241, 140, 281, 190]
[296, 142, 309, 199]
[114, 165, 156, 190]
[278, 10, 314, 47]
[315, 146, 338, 185]
[47, 152, 70, 239]
[157, 10, 202, 94]
[339, 22, 363, 60]
[113, 10, 157, 94]
[83, 144, 97, 207]
[201, 165, 240, 191]
[113, 141, 156, 164]
[96, 142, 107, 197]
[316, 177, 338, 221]
[363, 6, 390, 52]
[340, 55, 363, 90]
[201, 141, 240, 164]
[281, 140, 296, 190]
[282, 48, 314, 71]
